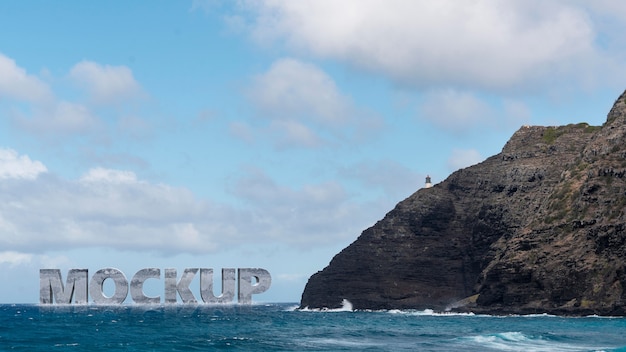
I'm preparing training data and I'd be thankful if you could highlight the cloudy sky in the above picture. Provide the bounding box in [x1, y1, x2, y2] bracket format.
[1, 1, 626, 304]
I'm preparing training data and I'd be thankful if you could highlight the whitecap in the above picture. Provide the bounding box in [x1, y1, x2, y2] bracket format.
[301, 337, 384, 349]
[584, 314, 624, 319]
[283, 304, 300, 312]
[517, 313, 558, 318]
[384, 308, 480, 316]
[298, 299, 354, 312]
[459, 331, 610, 351]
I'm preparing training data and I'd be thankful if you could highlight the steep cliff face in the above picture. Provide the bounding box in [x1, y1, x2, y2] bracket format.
[300, 90, 626, 315]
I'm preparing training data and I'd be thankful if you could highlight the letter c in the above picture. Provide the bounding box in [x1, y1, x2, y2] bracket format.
[130, 268, 161, 304]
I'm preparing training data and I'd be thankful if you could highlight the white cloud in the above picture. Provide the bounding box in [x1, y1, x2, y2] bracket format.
[11, 100, 99, 136]
[573, 1, 626, 67]
[80, 167, 137, 184]
[339, 160, 422, 200]
[249, 58, 352, 126]
[245, 58, 382, 148]
[116, 115, 152, 140]
[447, 149, 484, 171]
[229, 121, 256, 144]
[38, 254, 72, 269]
[0, 59, 152, 151]
[415, 90, 533, 134]
[0, 166, 217, 254]
[268, 119, 321, 149]
[0, 53, 52, 103]
[579, 1, 626, 22]
[418, 89, 493, 133]
[502, 99, 532, 128]
[0, 148, 47, 180]
[0, 54, 147, 144]
[239, 1, 617, 91]
[0, 151, 384, 255]
[69, 61, 143, 104]
[0, 251, 33, 267]
[227, 167, 384, 245]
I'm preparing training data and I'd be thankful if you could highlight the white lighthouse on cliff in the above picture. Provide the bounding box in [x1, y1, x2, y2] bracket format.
[425, 175, 432, 188]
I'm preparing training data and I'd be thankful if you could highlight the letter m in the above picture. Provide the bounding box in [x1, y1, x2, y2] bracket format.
[40, 269, 88, 304]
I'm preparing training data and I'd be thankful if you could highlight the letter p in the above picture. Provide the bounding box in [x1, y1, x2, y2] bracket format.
[237, 268, 271, 304]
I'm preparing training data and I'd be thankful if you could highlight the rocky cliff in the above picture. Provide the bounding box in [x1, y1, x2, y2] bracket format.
[300, 90, 626, 315]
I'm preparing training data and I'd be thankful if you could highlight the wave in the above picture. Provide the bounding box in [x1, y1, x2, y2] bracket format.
[301, 337, 384, 349]
[283, 304, 300, 311]
[385, 308, 481, 316]
[295, 303, 626, 320]
[297, 304, 540, 317]
[458, 331, 610, 351]
[298, 299, 354, 312]
[584, 314, 625, 319]
[516, 313, 559, 318]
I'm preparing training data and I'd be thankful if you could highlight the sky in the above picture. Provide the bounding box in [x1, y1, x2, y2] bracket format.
[1, 1, 626, 304]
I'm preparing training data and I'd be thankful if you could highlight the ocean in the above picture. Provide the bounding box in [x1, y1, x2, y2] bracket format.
[2, 302, 626, 351]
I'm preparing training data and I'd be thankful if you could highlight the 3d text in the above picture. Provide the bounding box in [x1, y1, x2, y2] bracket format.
[39, 268, 271, 305]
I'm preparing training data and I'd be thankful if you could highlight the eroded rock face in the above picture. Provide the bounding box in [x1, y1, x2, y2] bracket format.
[300, 90, 626, 315]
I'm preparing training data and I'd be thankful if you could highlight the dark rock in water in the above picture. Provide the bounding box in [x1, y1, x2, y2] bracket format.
[300, 90, 626, 316]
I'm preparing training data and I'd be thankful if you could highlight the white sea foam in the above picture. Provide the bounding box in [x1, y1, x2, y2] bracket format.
[299, 299, 354, 312]
[296, 304, 626, 321]
[460, 331, 609, 351]
[517, 313, 558, 318]
[304, 337, 383, 348]
[377, 308, 483, 317]
[339, 299, 353, 311]
[283, 304, 300, 311]
[584, 314, 624, 319]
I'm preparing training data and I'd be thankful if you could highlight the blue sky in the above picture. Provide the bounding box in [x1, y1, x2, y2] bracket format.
[1, 1, 626, 304]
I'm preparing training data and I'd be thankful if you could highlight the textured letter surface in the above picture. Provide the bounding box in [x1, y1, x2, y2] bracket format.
[238, 268, 271, 304]
[165, 268, 198, 303]
[200, 268, 236, 303]
[89, 268, 128, 304]
[40, 269, 88, 304]
[131, 268, 161, 304]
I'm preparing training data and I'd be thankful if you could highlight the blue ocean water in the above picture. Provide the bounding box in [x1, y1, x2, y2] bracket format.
[1, 303, 626, 351]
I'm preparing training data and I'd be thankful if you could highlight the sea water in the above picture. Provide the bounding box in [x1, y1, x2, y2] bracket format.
[1, 303, 626, 351]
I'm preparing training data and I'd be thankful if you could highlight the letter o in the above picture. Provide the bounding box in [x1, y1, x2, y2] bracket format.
[89, 268, 129, 304]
